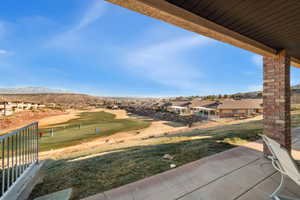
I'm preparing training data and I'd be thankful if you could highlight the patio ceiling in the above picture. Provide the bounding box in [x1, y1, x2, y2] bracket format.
[106, 0, 300, 68]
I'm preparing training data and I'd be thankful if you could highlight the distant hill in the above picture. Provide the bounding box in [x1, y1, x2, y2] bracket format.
[0, 93, 104, 109]
[292, 84, 300, 90]
[231, 84, 300, 104]
[0, 87, 70, 94]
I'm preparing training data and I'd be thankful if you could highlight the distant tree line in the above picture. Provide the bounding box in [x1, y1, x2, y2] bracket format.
[201, 92, 262, 100]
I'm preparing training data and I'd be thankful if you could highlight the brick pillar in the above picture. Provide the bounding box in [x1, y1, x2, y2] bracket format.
[263, 50, 291, 155]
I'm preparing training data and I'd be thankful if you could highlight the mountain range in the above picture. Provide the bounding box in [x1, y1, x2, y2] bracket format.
[0, 87, 70, 94]
[0, 87, 105, 108]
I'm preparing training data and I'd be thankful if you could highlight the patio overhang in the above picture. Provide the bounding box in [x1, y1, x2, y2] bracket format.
[192, 107, 215, 111]
[106, 0, 298, 154]
[106, 0, 300, 68]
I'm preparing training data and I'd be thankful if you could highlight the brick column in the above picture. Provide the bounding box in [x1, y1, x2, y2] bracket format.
[263, 50, 291, 154]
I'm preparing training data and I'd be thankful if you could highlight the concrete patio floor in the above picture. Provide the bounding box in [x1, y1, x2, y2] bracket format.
[83, 128, 300, 200]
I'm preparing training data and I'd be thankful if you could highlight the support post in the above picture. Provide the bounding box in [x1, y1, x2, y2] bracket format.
[263, 50, 291, 155]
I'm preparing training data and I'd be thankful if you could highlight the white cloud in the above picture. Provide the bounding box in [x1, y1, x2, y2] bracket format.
[74, 0, 106, 31]
[122, 34, 214, 90]
[46, 1, 107, 49]
[251, 54, 263, 67]
[0, 49, 8, 54]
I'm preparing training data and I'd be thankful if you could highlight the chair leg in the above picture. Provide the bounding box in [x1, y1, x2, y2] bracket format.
[271, 173, 285, 199]
[271, 174, 300, 200]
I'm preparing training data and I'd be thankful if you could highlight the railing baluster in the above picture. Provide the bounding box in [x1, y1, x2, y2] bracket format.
[30, 126, 32, 165]
[35, 124, 37, 161]
[22, 129, 25, 173]
[6, 137, 10, 190]
[29, 127, 32, 165]
[18, 130, 21, 177]
[23, 129, 25, 169]
[25, 128, 28, 168]
[2, 139, 5, 196]
[29, 127, 31, 165]
[31, 126, 35, 162]
[19, 129, 22, 174]
[16, 130, 19, 180]
[24, 128, 27, 168]
[27, 127, 30, 167]
[21, 129, 23, 172]
[27, 128, 30, 167]
[36, 123, 39, 163]
[14, 135, 16, 182]
[11, 135, 14, 183]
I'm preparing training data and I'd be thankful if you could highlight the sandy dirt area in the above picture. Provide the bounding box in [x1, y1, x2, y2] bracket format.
[39, 108, 128, 127]
[39, 110, 81, 127]
[0, 110, 66, 133]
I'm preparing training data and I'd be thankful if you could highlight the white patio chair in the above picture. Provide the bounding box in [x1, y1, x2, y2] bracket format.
[262, 135, 300, 200]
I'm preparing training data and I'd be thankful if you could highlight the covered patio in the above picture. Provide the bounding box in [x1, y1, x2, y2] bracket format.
[88, 0, 300, 199]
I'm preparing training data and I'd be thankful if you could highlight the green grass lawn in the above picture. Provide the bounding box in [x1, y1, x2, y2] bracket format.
[29, 112, 300, 200]
[39, 111, 150, 151]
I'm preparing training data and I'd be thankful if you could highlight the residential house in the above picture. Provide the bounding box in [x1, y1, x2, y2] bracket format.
[189, 99, 219, 115]
[217, 99, 263, 118]
[23, 102, 33, 110]
[151, 102, 172, 111]
[38, 104, 46, 108]
[0, 101, 13, 116]
[13, 101, 25, 112]
[0, 101, 46, 116]
[167, 101, 191, 115]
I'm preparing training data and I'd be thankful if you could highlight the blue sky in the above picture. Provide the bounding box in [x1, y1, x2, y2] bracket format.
[1, 0, 300, 97]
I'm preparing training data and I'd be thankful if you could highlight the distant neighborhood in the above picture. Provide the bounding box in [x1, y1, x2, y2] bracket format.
[0, 101, 46, 116]
[105, 98, 263, 125]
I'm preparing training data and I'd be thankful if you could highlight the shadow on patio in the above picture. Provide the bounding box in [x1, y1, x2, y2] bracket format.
[81, 128, 300, 200]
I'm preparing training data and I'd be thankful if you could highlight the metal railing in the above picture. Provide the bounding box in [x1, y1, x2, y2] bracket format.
[0, 122, 39, 198]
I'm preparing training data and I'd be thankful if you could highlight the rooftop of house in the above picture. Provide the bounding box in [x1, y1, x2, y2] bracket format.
[217, 99, 263, 110]
[154, 102, 172, 107]
[171, 101, 191, 107]
[189, 100, 218, 108]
